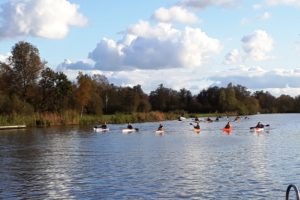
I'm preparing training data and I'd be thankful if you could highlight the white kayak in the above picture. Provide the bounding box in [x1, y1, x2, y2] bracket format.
[250, 127, 264, 132]
[155, 130, 164, 134]
[93, 127, 109, 132]
[122, 128, 138, 133]
[178, 116, 186, 121]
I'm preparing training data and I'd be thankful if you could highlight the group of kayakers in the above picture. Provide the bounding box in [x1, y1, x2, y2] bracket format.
[95, 118, 269, 133]
[95, 122, 136, 130]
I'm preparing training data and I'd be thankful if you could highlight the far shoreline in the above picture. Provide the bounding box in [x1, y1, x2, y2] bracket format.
[0, 111, 239, 127]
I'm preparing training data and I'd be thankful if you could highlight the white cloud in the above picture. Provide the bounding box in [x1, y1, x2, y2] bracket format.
[224, 49, 244, 64]
[57, 59, 94, 71]
[242, 29, 274, 61]
[210, 67, 300, 96]
[265, 0, 300, 6]
[104, 68, 215, 94]
[107, 67, 300, 96]
[152, 6, 199, 24]
[0, 53, 9, 63]
[179, 0, 238, 9]
[224, 30, 273, 64]
[0, 0, 87, 39]
[88, 21, 221, 71]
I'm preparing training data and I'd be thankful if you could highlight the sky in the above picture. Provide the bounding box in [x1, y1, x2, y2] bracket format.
[1, 0, 300, 97]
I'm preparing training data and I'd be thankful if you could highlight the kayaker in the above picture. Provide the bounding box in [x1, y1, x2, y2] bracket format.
[194, 117, 200, 122]
[207, 117, 213, 122]
[127, 123, 133, 129]
[234, 116, 241, 121]
[224, 122, 231, 129]
[101, 122, 107, 129]
[255, 122, 264, 128]
[194, 122, 200, 129]
[157, 123, 163, 131]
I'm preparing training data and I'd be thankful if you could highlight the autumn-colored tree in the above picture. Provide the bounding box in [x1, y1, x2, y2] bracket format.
[75, 72, 94, 117]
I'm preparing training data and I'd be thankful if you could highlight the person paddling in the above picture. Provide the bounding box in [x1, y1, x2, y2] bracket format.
[255, 122, 264, 128]
[157, 123, 163, 131]
[101, 122, 107, 129]
[127, 123, 133, 129]
[194, 122, 200, 129]
[224, 122, 231, 129]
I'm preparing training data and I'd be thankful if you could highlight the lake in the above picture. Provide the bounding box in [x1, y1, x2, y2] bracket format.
[1, 114, 300, 199]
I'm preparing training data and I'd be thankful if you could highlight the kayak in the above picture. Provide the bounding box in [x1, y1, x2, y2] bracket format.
[122, 128, 138, 133]
[250, 127, 264, 132]
[93, 127, 109, 132]
[223, 127, 232, 134]
[178, 116, 186, 121]
[155, 130, 164, 134]
[223, 127, 232, 132]
[194, 128, 201, 133]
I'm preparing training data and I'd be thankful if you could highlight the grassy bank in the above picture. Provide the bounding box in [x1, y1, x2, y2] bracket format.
[0, 111, 178, 127]
[0, 111, 238, 127]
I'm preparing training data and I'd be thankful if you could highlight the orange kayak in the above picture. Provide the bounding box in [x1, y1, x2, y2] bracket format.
[223, 127, 232, 133]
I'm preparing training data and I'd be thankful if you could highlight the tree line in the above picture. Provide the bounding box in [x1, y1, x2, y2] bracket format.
[0, 41, 299, 117]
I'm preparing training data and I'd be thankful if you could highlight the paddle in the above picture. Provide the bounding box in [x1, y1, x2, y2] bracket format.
[249, 124, 270, 129]
[190, 122, 201, 130]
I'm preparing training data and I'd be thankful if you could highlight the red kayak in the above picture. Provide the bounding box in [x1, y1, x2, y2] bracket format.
[223, 127, 232, 134]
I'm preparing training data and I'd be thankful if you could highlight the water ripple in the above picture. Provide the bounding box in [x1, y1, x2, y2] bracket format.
[1, 114, 300, 199]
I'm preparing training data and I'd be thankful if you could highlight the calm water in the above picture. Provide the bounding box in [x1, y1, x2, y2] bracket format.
[1, 114, 300, 199]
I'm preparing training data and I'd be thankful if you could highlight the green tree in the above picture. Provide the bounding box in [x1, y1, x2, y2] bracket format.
[253, 91, 276, 113]
[0, 62, 14, 95]
[275, 94, 294, 113]
[149, 84, 179, 112]
[38, 68, 72, 112]
[294, 95, 300, 112]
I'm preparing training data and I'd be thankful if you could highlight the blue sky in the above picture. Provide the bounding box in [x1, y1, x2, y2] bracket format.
[1, 0, 300, 96]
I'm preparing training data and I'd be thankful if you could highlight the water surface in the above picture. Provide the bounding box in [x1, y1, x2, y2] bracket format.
[1, 114, 300, 199]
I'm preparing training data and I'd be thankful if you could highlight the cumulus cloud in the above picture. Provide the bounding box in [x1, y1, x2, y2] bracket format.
[106, 68, 214, 94]
[152, 6, 199, 24]
[209, 67, 300, 96]
[0, 0, 87, 39]
[119, 67, 300, 96]
[265, 0, 300, 6]
[57, 59, 94, 71]
[179, 0, 238, 9]
[224, 30, 273, 64]
[224, 49, 244, 64]
[242, 29, 274, 61]
[88, 21, 221, 71]
[0, 53, 9, 63]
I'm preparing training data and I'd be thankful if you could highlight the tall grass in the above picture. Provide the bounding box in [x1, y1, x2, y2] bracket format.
[0, 111, 237, 127]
